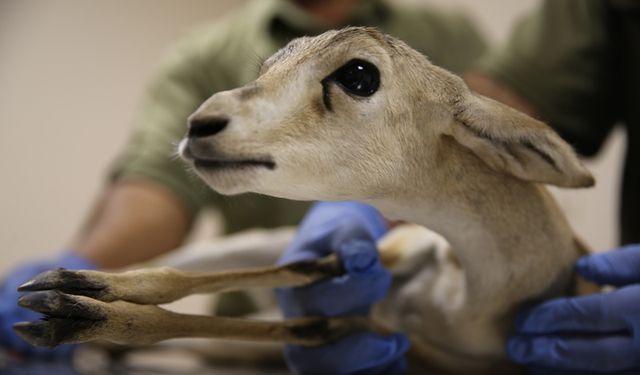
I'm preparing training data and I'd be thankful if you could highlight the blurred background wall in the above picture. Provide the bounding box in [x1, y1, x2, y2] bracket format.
[0, 0, 624, 274]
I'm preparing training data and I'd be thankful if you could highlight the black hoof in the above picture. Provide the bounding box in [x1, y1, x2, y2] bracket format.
[13, 318, 98, 348]
[13, 321, 54, 347]
[15, 291, 107, 347]
[18, 290, 106, 320]
[18, 268, 108, 299]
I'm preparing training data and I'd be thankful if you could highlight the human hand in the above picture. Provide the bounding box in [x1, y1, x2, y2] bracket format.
[0, 252, 96, 357]
[277, 201, 410, 375]
[508, 244, 640, 374]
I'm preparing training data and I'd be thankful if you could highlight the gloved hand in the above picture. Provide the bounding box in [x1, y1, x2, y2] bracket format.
[276, 201, 410, 375]
[0, 252, 96, 357]
[508, 244, 640, 374]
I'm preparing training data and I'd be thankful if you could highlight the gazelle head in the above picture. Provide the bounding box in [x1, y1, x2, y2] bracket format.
[179, 27, 593, 202]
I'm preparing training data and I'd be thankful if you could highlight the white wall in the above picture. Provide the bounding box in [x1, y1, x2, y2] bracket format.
[0, 0, 244, 272]
[0, 0, 624, 274]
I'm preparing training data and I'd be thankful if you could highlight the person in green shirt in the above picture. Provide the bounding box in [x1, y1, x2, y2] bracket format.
[0, 0, 487, 357]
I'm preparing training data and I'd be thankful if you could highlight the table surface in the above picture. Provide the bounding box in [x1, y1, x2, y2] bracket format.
[0, 345, 291, 375]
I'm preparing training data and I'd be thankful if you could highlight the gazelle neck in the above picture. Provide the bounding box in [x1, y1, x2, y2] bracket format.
[367, 164, 577, 313]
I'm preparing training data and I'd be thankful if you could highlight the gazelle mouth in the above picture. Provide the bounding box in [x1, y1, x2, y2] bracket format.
[179, 139, 275, 171]
[193, 158, 276, 171]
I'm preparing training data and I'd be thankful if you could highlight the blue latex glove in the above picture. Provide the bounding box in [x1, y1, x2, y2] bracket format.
[508, 244, 640, 374]
[0, 252, 96, 358]
[276, 201, 410, 375]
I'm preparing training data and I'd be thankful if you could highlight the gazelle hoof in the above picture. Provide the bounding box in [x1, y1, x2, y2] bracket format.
[18, 268, 109, 299]
[14, 290, 107, 347]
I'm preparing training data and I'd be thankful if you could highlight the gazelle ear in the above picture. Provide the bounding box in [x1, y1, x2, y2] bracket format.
[446, 92, 594, 188]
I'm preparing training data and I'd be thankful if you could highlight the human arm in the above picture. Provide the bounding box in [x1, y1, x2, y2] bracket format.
[73, 180, 191, 269]
[508, 245, 640, 374]
[276, 202, 410, 375]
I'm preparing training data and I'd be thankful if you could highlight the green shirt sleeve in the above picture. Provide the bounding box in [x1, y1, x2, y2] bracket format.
[475, 0, 617, 156]
[110, 31, 225, 217]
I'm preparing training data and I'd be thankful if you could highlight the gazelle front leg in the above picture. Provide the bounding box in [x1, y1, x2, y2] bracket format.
[18, 255, 343, 305]
[13, 290, 381, 348]
[17, 224, 438, 306]
[15, 225, 436, 349]
[15, 254, 389, 348]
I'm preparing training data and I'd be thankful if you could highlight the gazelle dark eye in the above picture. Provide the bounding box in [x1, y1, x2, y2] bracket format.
[330, 59, 380, 97]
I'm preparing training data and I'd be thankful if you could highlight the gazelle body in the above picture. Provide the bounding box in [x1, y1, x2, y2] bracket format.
[179, 27, 594, 373]
[15, 27, 594, 374]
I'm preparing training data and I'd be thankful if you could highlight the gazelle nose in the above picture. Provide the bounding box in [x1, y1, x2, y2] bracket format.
[188, 116, 228, 138]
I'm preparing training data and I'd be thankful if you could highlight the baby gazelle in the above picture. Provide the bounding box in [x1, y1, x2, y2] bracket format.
[16, 27, 593, 374]
[179, 27, 593, 373]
